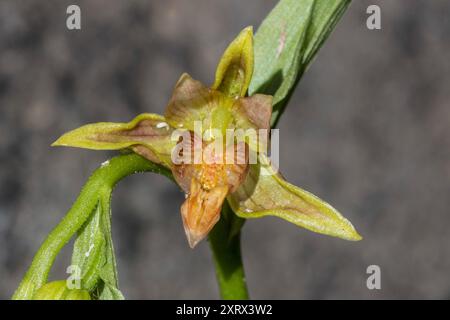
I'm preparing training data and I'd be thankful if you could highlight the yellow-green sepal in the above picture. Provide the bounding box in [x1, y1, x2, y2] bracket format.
[32, 281, 91, 300]
[165, 73, 234, 137]
[212, 26, 254, 98]
[52, 113, 176, 168]
[228, 154, 362, 241]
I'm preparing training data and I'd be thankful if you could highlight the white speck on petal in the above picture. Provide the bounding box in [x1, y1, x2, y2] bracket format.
[244, 208, 253, 213]
[156, 122, 169, 129]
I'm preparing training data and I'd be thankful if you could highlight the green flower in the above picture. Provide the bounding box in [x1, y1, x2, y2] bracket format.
[53, 27, 361, 248]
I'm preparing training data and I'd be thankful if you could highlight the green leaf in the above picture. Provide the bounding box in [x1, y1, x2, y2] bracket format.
[72, 191, 125, 299]
[97, 281, 124, 300]
[71, 202, 106, 292]
[249, 0, 352, 126]
[228, 154, 361, 241]
[96, 192, 124, 299]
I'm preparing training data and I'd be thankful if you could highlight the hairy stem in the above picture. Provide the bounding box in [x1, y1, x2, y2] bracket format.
[12, 153, 170, 300]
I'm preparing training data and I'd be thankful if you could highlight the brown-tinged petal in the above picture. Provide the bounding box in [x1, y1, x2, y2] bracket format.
[228, 154, 362, 241]
[181, 179, 229, 248]
[230, 94, 273, 153]
[172, 135, 249, 247]
[233, 94, 273, 131]
[172, 135, 249, 194]
[165, 73, 234, 135]
[52, 114, 176, 168]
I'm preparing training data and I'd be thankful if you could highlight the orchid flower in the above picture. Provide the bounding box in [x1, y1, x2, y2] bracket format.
[53, 27, 361, 248]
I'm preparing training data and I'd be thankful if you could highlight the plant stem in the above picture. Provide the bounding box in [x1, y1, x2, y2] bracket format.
[12, 153, 170, 300]
[13, 152, 248, 300]
[209, 203, 249, 300]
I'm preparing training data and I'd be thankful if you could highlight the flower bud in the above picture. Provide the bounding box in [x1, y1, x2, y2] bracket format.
[32, 281, 91, 300]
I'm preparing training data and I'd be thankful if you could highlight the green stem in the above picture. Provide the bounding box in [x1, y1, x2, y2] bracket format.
[12, 153, 171, 300]
[209, 203, 249, 299]
[13, 152, 248, 300]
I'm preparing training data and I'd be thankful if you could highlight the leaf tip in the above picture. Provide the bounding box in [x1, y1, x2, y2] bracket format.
[51, 136, 67, 147]
[51, 128, 85, 148]
[347, 232, 363, 242]
[340, 221, 363, 241]
[241, 25, 254, 38]
[351, 230, 363, 241]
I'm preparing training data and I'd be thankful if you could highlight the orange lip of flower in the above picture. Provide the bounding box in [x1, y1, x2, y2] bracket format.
[181, 178, 229, 248]
[174, 139, 249, 248]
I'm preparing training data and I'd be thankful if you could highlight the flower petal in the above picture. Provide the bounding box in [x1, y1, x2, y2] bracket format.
[181, 178, 228, 248]
[52, 114, 176, 168]
[233, 94, 273, 131]
[228, 154, 362, 241]
[172, 136, 249, 248]
[230, 94, 273, 153]
[165, 73, 272, 151]
[171, 133, 249, 194]
[165, 73, 234, 135]
[212, 26, 254, 98]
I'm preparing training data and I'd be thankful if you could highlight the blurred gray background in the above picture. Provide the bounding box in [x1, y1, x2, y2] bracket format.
[1, 0, 449, 299]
